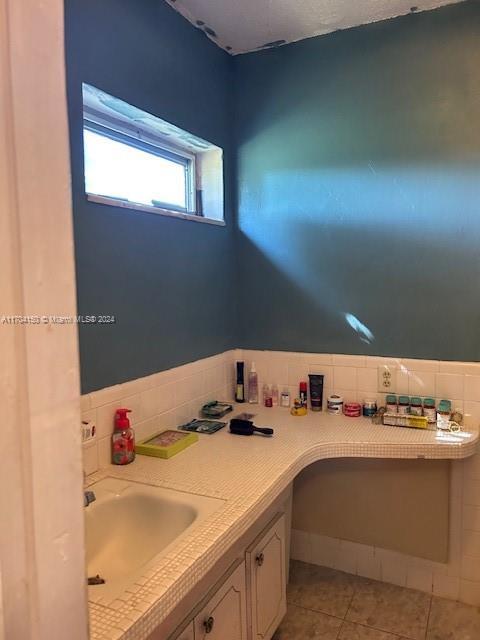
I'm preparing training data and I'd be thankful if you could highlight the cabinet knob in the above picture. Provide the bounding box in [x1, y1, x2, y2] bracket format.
[203, 616, 214, 634]
[255, 552, 264, 567]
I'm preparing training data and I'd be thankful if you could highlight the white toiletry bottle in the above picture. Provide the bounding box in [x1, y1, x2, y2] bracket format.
[248, 362, 258, 404]
[281, 388, 290, 407]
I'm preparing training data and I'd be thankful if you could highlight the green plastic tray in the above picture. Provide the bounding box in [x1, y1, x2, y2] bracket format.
[136, 429, 198, 459]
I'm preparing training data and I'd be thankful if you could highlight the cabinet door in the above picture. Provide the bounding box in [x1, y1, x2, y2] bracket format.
[169, 620, 194, 640]
[194, 561, 247, 640]
[246, 513, 287, 640]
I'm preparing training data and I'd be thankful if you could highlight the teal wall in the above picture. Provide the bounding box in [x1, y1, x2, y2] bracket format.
[65, 0, 236, 392]
[234, 1, 480, 361]
[67, 0, 480, 393]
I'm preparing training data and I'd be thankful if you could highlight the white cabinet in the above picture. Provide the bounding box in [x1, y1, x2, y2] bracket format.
[246, 514, 287, 640]
[164, 491, 291, 640]
[194, 562, 247, 640]
[170, 621, 194, 640]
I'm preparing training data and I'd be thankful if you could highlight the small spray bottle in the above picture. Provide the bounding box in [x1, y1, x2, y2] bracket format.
[248, 362, 258, 404]
[299, 382, 308, 408]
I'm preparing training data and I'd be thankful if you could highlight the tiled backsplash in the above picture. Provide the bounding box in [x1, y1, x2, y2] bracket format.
[237, 349, 480, 430]
[82, 347, 480, 473]
[80, 347, 480, 605]
[80, 350, 235, 475]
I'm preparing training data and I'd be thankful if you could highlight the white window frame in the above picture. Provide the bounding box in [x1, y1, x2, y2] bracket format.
[82, 84, 225, 227]
[83, 118, 197, 215]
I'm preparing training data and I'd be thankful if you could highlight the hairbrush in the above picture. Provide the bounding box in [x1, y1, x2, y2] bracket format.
[229, 418, 274, 437]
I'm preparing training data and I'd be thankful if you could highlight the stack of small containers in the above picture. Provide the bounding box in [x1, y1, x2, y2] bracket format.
[384, 395, 452, 429]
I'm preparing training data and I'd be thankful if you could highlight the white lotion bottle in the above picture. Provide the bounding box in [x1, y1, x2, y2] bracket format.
[248, 362, 259, 404]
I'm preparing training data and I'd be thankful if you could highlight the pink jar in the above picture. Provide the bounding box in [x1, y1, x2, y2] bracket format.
[343, 401, 362, 418]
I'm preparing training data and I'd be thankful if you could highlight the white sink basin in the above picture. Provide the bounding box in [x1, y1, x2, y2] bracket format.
[85, 477, 224, 602]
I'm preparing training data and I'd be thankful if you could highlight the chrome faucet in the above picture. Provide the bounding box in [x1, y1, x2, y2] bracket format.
[83, 471, 96, 507]
[84, 490, 96, 507]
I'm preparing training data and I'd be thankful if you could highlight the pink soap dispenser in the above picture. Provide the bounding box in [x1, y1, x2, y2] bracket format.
[112, 408, 135, 465]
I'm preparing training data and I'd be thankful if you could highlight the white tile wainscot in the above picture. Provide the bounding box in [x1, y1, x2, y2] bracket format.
[83, 388, 477, 640]
[81, 350, 236, 476]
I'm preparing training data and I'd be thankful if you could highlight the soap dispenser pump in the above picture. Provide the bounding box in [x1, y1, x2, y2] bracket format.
[112, 408, 135, 465]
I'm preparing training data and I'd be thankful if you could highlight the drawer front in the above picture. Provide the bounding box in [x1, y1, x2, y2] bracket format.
[247, 513, 287, 640]
[195, 562, 247, 640]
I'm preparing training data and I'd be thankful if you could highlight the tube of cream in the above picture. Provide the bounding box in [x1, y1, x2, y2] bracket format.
[309, 374, 324, 412]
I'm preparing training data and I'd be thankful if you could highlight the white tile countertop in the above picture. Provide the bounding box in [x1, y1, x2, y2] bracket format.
[87, 406, 479, 640]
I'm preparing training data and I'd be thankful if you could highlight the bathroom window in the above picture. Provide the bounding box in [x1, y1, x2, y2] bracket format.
[83, 124, 195, 213]
[82, 84, 225, 224]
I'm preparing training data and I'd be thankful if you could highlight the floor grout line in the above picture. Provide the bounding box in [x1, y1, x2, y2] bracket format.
[424, 594, 433, 639]
[287, 601, 417, 640]
[343, 585, 357, 623]
[286, 601, 346, 623]
[287, 561, 437, 640]
[335, 619, 345, 639]
[341, 619, 411, 639]
[286, 560, 480, 639]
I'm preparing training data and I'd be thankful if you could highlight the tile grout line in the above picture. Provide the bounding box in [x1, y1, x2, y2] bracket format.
[424, 594, 433, 640]
[285, 600, 345, 623]
[287, 599, 430, 640]
[290, 563, 435, 640]
[337, 579, 358, 640]
[343, 577, 358, 624]
[288, 580, 410, 639]
[286, 561, 480, 639]
[335, 619, 345, 639]
[340, 619, 409, 639]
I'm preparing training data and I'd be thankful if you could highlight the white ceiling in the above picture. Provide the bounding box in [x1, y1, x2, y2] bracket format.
[166, 0, 464, 54]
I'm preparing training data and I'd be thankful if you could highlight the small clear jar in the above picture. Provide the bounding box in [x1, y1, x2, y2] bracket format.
[263, 384, 272, 407]
[386, 394, 398, 413]
[423, 398, 436, 423]
[363, 399, 377, 417]
[280, 389, 290, 407]
[398, 396, 410, 415]
[410, 397, 423, 416]
[437, 399, 452, 430]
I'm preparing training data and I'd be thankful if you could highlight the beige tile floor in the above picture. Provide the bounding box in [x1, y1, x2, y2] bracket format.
[273, 561, 480, 640]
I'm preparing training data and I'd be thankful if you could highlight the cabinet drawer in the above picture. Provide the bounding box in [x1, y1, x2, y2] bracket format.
[194, 561, 247, 640]
[246, 513, 287, 640]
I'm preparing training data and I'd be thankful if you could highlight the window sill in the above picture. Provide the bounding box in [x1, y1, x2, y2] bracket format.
[86, 194, 226, 227]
